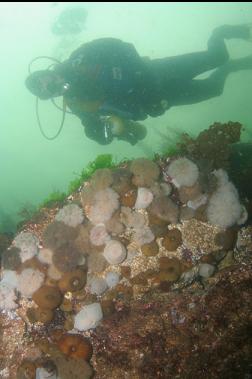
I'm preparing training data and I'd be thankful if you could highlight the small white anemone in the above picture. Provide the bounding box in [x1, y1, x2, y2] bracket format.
[37, 248, 53, 265]
[134, 187, 154, 209]
[103, 240, 127, 265]
[36, 367, 57, 379]
[198, 263, 215, 278]
[47, 264, 63, 281]
[105, 272, 120, 288]
[74, 302, 103, 331]
[1, 270, 18, 289]
[88, 276, 108, 295]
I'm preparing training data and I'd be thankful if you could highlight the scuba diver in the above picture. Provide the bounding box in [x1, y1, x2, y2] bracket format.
[25, 24, 252, 145]
[51, 5, 87, 35]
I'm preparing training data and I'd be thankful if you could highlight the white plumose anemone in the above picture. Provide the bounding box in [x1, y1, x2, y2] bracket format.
[0, 282, 18, 310]
[167, 157, 199, 188]
[89, 224, 111, 246]
[55, 203, 84, 227]
[88, 188, 119, 225]
[17, 268, 45, 298]
[13, 232, 39, 263]
[207, 169, 246, 228]
[134, 187, 154, 209]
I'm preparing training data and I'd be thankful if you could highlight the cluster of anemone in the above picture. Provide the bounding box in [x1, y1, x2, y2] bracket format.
[0, 152, 249, 379]
[0, 157, 247, 324]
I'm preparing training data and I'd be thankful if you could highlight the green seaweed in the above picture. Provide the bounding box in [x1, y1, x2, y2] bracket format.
[15, 154, 129, 228]
[67, 154, 117, 194]
[40, 154, 118, 209]
[40, 190, 67, 209]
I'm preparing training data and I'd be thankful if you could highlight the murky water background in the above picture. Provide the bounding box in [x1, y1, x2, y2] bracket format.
[1, 2, 252, 232]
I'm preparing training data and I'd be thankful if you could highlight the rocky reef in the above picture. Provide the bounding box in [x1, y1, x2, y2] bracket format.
[0, 122, 251, 379]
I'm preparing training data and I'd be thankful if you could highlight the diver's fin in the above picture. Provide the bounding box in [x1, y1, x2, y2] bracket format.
[243, 23, 252, 42]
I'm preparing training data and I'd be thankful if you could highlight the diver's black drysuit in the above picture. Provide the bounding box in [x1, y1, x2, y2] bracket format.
[55, 24, 251, 144]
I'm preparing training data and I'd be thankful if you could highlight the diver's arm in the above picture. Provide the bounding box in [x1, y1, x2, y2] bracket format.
[81, 113, 114, 145]
[81, 112, 147, 145]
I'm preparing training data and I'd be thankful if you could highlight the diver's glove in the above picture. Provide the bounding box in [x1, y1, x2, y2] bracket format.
[101, 115, 147, 145]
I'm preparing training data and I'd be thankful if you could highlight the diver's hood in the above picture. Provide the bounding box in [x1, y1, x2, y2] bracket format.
[25, 70, 66, 100]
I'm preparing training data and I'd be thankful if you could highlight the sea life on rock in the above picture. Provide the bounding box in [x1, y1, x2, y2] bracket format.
[134, 187, 154, 209]
[148, 196, 179, 224]
[198, 263, 215, 278]
[58, 269, 87, 293]
[1, 128, 251, 378]
[87, 276, 108, 295]
[43, 221, 79, 250]
[87, 188, 119, 225]
[207, 169, 246, 228]
[89, 223, 111, 246]
[103, 239, 127, 264]
[141, 240, 159, 256]
[1, 246, 22, 270]
[74, 302, 103, 331]
[32, 285, 62, 309]
[55, 203, 84, 227]
[37, 248, 53, 265]
[105, 271, 120, 288]
[0, 282, 18, 310]
[13, 231, 39, 263]
[57, 334, 93, 360]
[17, 360, 36, 379]
[166, 157, 199, 188]
[52, 241, 82, 273]
[162, 228, 182, 251]
[130, 157, 160, 187]
[26, 307, 54, 324]
[17, 268, 45, 298]
[132, 225, 155, 246]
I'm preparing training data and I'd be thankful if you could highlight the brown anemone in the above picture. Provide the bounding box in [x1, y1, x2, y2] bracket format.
[16, 359, 36, 379]
[58, 269, 87, 293]
[53, 241, 82, 273]
[1, 246, 21, 270]
[32, 285, 62, 310]
[158, 257, 182, 282]
[26, 307, 54, 324]
[57, 334, 93, 361]
[111, 167, 133, 195]
[162, 229, 182, 251]
[120, 188, 137, 208]
[129, 158, 160, 187]
[43, 221, 79, 250]
[141, 240, 159, 257]
[214, 228, 238, 250]
[148, 196, 179, 224]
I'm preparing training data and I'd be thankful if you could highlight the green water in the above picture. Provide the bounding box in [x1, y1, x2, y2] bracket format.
[1, 2, 252, 233]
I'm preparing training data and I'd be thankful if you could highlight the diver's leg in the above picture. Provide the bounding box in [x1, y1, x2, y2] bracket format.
[149, 24, 251, 82]
[168, 55, 252, 106]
